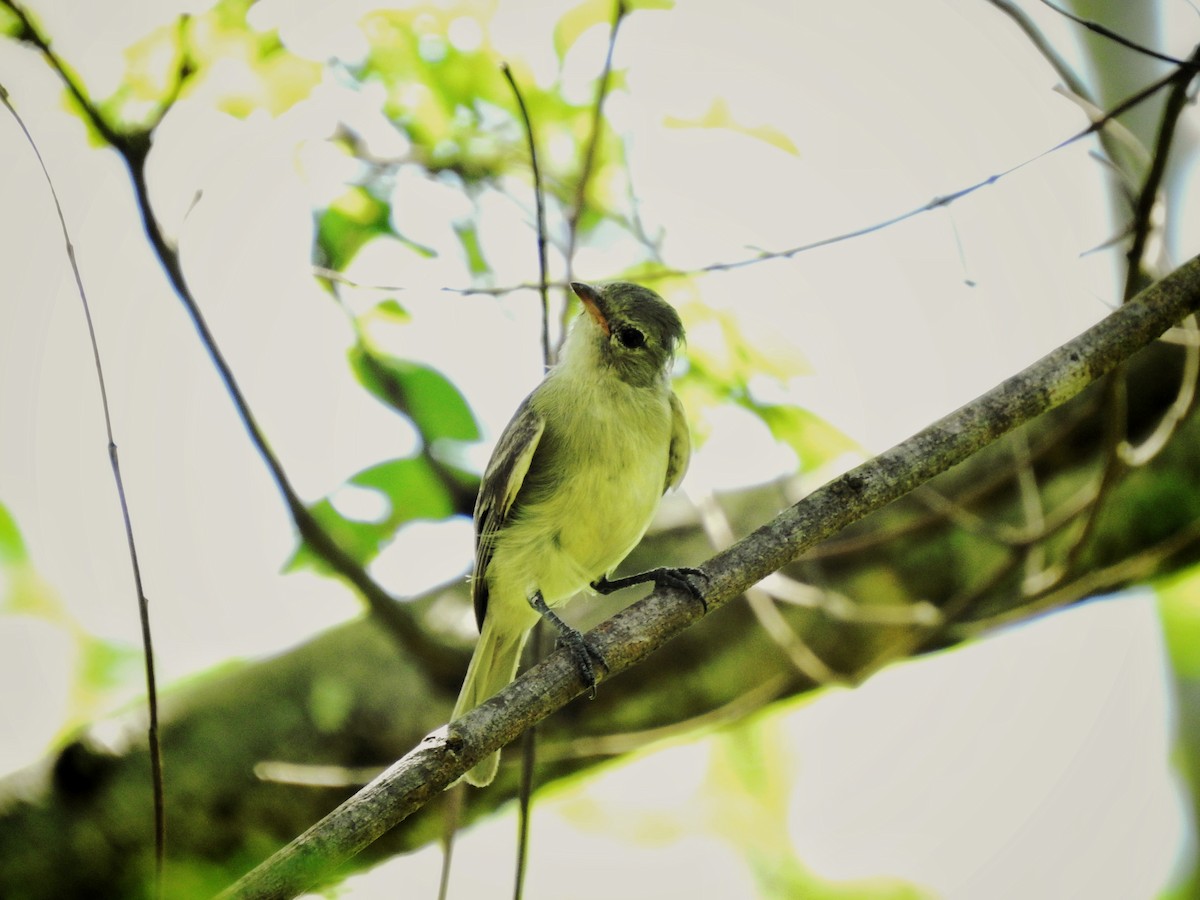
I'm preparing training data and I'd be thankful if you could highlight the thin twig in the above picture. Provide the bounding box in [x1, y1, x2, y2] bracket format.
[538, 673, 790, 762]
[812, 396, 1101, 561]
[986, 0, 1092, 98]
[438, 61, 1187, 297]
[498, 60, 556, 900]
[312, 266, 407, 292]
[1122, 45, 1200, 299]
[1120, 313, 1199, 466]
[0, 85, 166, 896]
[695, 493, 839, 683]
[1009, 430, 1051, 594]
[1057, 372, 1128, 579]
[1039, 0, 1200, 69]
[1056, 50, 1199, 580]
[563, 0, 627, 287]
[436, 787, 462, 900]
[512, 626, 545, 900]
[441, 279, 571, 297]
[665, 65, 1183, 279]
[861, 551, 1024, 681]
[956, 515, 1200, 635]
[500, 62, 552, 367]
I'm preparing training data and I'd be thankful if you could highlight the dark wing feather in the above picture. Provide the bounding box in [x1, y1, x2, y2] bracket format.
[664, 390, 691, 492]
[472, 396, 545, 628]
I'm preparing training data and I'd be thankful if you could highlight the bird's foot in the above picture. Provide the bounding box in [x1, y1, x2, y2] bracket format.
[591, 566, 709, 611]
[529, 592, 608, 699]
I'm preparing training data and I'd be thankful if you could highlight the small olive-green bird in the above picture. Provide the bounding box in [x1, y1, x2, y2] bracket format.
[452, 280, 701, 786]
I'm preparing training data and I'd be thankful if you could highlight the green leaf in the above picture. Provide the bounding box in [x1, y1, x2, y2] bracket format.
[710, 713, 933, 899]
[553, 0, 614, 59]
[1157, 564, 1200, 679]
[180, 0, 320, 119]
[664, 97, 800, 156]
[288, 499, 389, 572]
[77, 637, 143, 697]
[372, 299, 410, 323]
[348, 345, 479, 443]
[316, 186, 395, 271]
[454, 222, 490, 275]
[0, 5, 20, 37]
[287, 456, 455, 572]
[0, 501, 28, 565]
[351, 456, 454, 523]
[751, 402, 860, 472]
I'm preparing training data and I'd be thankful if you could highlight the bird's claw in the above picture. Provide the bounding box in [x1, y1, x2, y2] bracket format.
[555, 629, 608, 699]
[652, 566, 709, 611]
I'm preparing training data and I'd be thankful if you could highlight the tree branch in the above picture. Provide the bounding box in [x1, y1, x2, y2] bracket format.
[220, 254, 1200, 899]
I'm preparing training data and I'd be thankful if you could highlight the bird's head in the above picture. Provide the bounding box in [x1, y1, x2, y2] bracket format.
[568, 281, 684, 387]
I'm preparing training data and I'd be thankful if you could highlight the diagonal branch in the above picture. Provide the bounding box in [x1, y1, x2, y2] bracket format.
[219, 254, 1200, 900]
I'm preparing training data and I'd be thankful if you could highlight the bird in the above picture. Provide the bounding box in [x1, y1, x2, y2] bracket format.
[451, 280, 702, 786]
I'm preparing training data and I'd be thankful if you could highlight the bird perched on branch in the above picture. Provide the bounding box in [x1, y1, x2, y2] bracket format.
[452, 280, 703, 786]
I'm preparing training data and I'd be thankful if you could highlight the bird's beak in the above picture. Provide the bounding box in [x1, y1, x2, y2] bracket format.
[571, 282, 611, 336]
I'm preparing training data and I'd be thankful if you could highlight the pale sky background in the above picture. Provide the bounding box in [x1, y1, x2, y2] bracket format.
[1, 1, 1198, 897]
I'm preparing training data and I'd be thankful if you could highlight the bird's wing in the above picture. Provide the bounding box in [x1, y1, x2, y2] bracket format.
[472, 396, 545, 628]
[664, 390, 691, 492]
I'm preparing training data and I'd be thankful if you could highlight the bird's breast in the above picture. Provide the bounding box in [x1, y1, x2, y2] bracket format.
[491, 374, 673, 605]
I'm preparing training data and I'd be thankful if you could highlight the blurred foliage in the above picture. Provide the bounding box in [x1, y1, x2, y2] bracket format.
[1158, 565, 1200, 679]
[678, 302, 858, 470]
[316, 185, 397, 272]
[709, 713, 934, 900]
[0, 4, 17, 37]
[665, 97, 800, 156]
[0, 502, 143, 745]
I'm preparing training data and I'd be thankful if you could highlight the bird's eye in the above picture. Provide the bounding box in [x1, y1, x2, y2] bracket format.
[616, 327, 645, 349]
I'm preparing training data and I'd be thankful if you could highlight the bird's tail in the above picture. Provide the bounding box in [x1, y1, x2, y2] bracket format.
[451, 616, 529, 787]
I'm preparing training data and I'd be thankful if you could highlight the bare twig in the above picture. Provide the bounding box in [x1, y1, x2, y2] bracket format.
[312, 266, 407, 292]
[1039, 0, 1200, 69]
[441, 279, 572, 297]
[500, 62, 552, 367]
[1009, 430, 1051, 594]
[497, 60, 557, 900]
[539, 673, 790, 762]
[986, 0, 1091, 98]
[1056, 48, 1199, 580]
[218, 253, 1200, 900]
[437, 60, 1187, 297]
[1057, 373, 1128, 579]
[563, 0, 628, 285]
[695, 493, 838, 683]
[0, 85, 165, 896]
[957, 515, 1200, 635]
[665, 65, 1183, 279]
[1120, 313, 1199, 466]
[1122, 45, 1200, 299]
